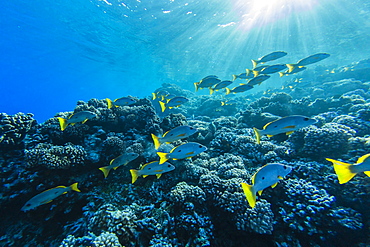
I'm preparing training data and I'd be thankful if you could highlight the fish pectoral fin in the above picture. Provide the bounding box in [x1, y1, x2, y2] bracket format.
[258, 190, 263, 196]
[177, 133, 186, 137]
[155, 169, 163, 172]
[266, 134, 274, 137]
[283, 125, 295, 129]
[156, 174, 162, 179]
[42, 199, 54, 204]
[186, 151, 195, 155]
[271, 182, 279, 188]
[285, 131, 294, 135]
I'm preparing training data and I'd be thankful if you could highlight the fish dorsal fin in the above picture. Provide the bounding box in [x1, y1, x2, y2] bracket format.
[44, 186, 66, 193]
[140, 161, 157, 170]
[271, 182, 278, 188]
[162, 130, 170, 137]
[258, 190, 263, 196]
[283, 125, 295, 129]
[263, 121, 273, 130]
[169, 146, 178, 153]
[285, 131, 294, 135]
[357, 153, 370, 164]
[156, 174, 162, 179]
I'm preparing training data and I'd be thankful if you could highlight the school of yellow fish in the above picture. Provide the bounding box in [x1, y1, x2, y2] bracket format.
[24, 51, 369, 212]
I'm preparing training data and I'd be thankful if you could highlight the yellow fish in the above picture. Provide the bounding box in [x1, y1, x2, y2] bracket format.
[253, 115, 317, 144]
[99, 153, 139, 178]
[130, 161, 175, 184]
[58, 111, 97, 131]
[326, 154, 370, 184]
[241, 163, 292, 208]
[21, 183, 80, 212]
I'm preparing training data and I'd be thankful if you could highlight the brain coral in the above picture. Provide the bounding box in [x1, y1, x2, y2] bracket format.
[0, 112, 36, 147]
[25, 143, 86, 169]
[288, 123, 355, 159]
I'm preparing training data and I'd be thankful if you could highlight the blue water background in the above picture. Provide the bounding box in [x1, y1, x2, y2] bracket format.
[1, 0, 370, 122]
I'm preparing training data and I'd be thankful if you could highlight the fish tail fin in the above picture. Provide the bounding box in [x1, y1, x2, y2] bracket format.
[286, 64, 296, 73]
[194, 82, 199, 92]
[245, 69, 251, 76]
[157, 152, 169, 164]
[151, 133, 162, 149]
[209, 88, 214, 95]
[159, 101, 166, 112]
[251, 59, 258, 69]
[106, 98, 114, 109]
[326, 158, 356, 184]
[253, 127, 262, 144]
[221, 101, 225, 106]
[152, 93, 157, 100]
[130, 169, 140, 184]
[278, 72, 284, 77]
[252, 70, 259, 77]
[241, 182, 256, 208]
[58, 117, 68, 131]
[70, 183, 81, 192]
[232, 75, 237, 81]
[99, 166, 111, 178]
[225, 88, 231, 95]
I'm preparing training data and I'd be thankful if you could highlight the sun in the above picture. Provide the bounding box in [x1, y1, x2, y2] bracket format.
[231, 0, 319, 30]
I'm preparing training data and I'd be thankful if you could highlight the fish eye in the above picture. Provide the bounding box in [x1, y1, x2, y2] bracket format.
[178, 150, 182, 152]
[167, 165, 171, 168]
[148, 168, 151, 170]
[262, 177, 265, 180]
[274, 125, 278, 128]
[170, 134, 174, 136]
[304, 118, 309, 121]
[283, 165, 287, 169]
[199, 145, 202, 148]
[26, 203, 31, 206]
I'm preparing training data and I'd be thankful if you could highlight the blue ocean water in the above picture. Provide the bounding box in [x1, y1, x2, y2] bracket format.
[1, 0, 369, 122]
[2, 1, 370, 246]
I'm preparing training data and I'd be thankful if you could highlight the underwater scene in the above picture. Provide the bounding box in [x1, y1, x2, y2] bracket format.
[1, 0, 370, 246]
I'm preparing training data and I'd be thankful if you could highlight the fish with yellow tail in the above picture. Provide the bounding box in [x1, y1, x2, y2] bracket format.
[251, 64, 287, 77]
[209, 80, 233, 95]
[130, 161, 175, 184]
[241, 163, 292, 208]
[99, 153, 139, 178]
[286, 53, 330, 73]
[253, 115, 317, 144]
[157, 142, 207, 164]
[232, 72, 254, 81]
[279, 66, 306, 77]
[58, 111, 97, 131]
[326, 154, 370, 184]
[21, 183, 81, 212]
[225, 84, 253, 95]
[106, 97, 136, 109]
[151, 125, 198, 150]
[159, 96, 189, 112]
[194, 76, 220, 92]
[251, 51, 288, 68]
[245, 74, 271, 86]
